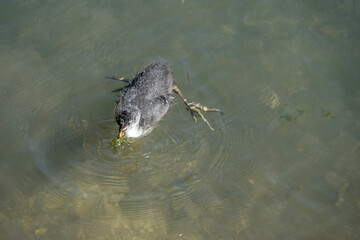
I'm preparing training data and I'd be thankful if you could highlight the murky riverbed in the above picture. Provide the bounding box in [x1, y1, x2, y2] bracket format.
[0, 0, 359, 239]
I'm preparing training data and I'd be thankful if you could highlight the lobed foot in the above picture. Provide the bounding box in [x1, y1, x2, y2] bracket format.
[172, 86, 222, 131]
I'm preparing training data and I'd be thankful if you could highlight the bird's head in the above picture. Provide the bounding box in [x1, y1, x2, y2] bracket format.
[115, 106, 141, 142]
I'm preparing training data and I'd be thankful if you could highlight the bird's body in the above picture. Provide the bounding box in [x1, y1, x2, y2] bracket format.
[115, 62, 174, 138]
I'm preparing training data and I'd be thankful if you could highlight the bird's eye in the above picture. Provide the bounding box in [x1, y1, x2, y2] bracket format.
[120, 111, 127, 121]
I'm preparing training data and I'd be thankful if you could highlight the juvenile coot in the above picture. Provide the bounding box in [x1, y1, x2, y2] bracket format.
[115, 62, 221, 141]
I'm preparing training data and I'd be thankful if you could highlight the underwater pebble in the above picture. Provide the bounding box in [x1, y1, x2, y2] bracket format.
[35, 227, 47, 236]
[259, 87, 280, 109]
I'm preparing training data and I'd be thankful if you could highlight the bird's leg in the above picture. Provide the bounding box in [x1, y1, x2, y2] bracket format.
[107, 76, 131, 93]
[172, 85, 221, 131]
[172, 85, 197, 122]
[106, 76, 131, 84]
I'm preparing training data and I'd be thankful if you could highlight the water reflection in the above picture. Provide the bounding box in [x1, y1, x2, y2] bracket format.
[0, 0, 359, 239]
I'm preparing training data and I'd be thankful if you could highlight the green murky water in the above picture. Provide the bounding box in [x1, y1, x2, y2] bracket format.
[1, 0, 359, 239]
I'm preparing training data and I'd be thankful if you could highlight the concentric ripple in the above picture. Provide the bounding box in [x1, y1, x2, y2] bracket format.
[24, 67, 263, 239]
[18, 12, 263, 235]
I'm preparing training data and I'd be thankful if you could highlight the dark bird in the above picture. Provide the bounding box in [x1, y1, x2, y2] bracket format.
[114, 62, 221, 142]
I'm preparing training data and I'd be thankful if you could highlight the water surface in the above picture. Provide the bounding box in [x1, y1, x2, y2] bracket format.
[0, 0, 359, 239]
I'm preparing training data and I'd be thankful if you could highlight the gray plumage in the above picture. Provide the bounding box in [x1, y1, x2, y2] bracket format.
[115, 62, 174, 137]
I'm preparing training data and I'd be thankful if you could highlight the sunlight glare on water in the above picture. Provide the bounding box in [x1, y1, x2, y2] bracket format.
[0, 0, 359, 239]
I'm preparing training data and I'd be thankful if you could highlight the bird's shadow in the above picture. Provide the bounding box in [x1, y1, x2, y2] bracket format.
[111, 87, 125, 93]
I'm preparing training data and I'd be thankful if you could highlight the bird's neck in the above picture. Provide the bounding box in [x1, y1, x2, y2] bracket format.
[125, 120, 143, 138]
